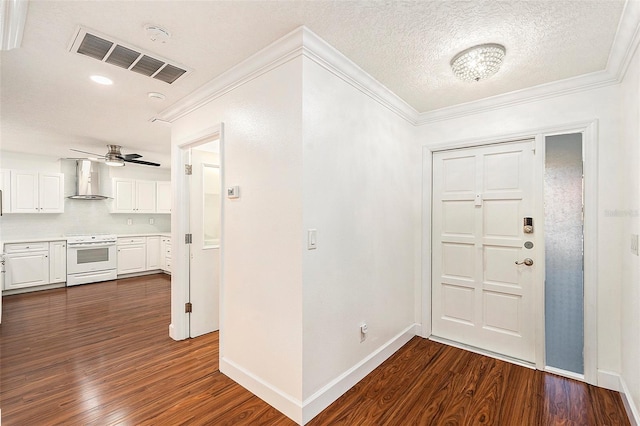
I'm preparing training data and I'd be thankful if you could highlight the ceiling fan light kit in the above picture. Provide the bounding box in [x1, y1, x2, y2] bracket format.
[451, 43, 506, 82]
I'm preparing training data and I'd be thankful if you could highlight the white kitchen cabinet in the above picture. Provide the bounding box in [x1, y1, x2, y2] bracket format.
[49, 241, 67, 284]
[117, 237, 147, 274]
[112, 179, 157, 213]
[146, 236, 161, 270]
[160, 236, 172, 273]
[1, 169, 11, 214]
[156, 181, 171, 214]
[10, 171, 64, 214]
[4, 243, 50, 290]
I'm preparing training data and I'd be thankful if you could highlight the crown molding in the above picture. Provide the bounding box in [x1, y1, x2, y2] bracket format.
[1, 0, 29, 51]
[159, 2, 640, 128]
[157, 26, 417, 124]
[416, 0, 640, 125]
[299, 27, 418, 123]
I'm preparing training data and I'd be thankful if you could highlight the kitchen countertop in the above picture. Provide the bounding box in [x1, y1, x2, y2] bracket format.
[2, 233, 172, 247]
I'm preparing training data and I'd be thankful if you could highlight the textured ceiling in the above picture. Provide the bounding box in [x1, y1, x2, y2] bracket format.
[0, 0, 626, 163]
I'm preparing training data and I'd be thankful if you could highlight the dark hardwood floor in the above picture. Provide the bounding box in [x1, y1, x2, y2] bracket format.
[0, 275, 630, 425]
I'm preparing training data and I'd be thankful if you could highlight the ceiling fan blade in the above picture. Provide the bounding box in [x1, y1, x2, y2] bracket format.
[122, 153, 142, 160]
[70, 148, 105, 157]
[123, 158, 161, 167]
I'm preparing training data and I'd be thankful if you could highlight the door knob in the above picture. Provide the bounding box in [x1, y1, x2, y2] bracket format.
[515, 258, 534, 266]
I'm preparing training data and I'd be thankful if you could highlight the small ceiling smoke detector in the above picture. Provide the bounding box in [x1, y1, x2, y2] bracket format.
[145, 25, 171, 43]
[148, 92, 166, 100]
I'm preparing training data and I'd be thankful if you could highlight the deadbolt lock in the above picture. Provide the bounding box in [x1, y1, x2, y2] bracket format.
[523, 217, 534, 233]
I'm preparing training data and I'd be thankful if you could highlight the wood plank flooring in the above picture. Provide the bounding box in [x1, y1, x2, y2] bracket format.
[0, 275, 630, 425]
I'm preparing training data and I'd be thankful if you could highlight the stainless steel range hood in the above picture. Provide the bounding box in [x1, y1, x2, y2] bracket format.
[68, 160, 110, 200]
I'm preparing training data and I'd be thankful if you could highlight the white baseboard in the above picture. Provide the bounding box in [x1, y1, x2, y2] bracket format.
[220, 357, 304, 424]
[597, 369, 622, 391]
[621, 376, 640, 426]
[301, 323, 418, 424]
[219, 323, 419, 425]
[168, 323, 178, 341]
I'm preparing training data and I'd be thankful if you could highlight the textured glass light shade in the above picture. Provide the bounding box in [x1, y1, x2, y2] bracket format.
[450, 44, 506, 82]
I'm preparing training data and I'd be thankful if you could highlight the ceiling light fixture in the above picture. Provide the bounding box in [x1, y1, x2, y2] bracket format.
[450, 43, 506, 82]
[90, 75, 113, 85]
[104, 153, 125, 167]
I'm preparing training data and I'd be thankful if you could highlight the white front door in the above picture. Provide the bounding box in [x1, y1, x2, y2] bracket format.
[431, 140, 536, 363]
[188, 145, 221, 338]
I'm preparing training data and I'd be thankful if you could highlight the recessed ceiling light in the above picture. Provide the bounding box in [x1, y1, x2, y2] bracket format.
[90, 75, 113, 85]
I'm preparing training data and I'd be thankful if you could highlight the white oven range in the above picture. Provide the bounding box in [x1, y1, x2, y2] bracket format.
[66, 234, 117, 286]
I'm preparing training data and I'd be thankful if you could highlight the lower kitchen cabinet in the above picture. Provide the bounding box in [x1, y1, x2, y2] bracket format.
[160, 236, 172, 273]
[146, 236, 161, 270]
[4, 242, 50, 290]
[117, 238, 146, 275]
[49, 241, 67, 284]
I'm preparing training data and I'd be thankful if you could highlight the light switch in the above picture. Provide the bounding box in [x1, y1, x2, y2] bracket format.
[227, 186, 240, 199]
[308, 229, 317, 250]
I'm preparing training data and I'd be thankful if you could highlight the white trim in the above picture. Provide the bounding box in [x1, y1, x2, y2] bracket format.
[157, 4, 640, 127]
[420, 147, 432, 338]
[544, 366, 585, 382]
[581, 121, 599, 386]
[598, 369, 622, 392]
[416, 2, 640, 125]
[169, 124, 223, 341]
[0, 0, 29, 51]
[621, 376, 640, 426]
[219, 356, 303, 424]
[533, 134, 546, 371]
[302, 324, 418, 424]
[220, 323, 418, 425]
[157, 27, 416, 125]
[428, 335, 536, 370]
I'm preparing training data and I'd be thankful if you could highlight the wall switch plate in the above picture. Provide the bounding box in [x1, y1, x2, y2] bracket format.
[632, 234, 639, 256]
[127, 218, 132, 225]
[227, 186, 240, 199]
[149, 218, 154, 225]
[307, 229, 317, 250]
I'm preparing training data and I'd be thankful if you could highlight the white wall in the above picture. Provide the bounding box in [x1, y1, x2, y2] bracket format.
[620, 40, 640, 419]
[416, 84, 624, 378]
[301, 57, 418, 400]
[0, 151, 170, 241]
[171, 58, 305, 408]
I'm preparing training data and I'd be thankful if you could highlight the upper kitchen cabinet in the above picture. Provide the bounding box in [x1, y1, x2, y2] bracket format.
[156, 181, 171, 213]
[9, 170, 64, 213]
[1, 169, 10, 214]
[112, 178, 157, 214]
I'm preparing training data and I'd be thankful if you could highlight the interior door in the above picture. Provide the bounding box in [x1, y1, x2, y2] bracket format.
[432, 140, 536, 363]
[188, 144, 221, 338]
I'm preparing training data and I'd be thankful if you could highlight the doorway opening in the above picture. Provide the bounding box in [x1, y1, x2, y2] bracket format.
[171, 124, 223, 342]
[544, 133, 584, 376]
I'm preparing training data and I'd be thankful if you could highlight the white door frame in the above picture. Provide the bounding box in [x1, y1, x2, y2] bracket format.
[169, 123, 225, 341]
[421, 119, 598, 385]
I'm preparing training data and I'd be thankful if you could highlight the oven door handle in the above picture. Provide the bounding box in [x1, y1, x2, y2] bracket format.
[67, 243, 116, 249]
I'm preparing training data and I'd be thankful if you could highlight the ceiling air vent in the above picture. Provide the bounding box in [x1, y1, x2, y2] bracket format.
[69, 26, 190, 84]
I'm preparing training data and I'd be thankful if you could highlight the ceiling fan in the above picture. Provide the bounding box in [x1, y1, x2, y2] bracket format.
[69, 145, 160, 167]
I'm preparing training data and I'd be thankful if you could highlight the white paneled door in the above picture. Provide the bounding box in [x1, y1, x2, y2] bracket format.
[432, 140, 536, 363]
